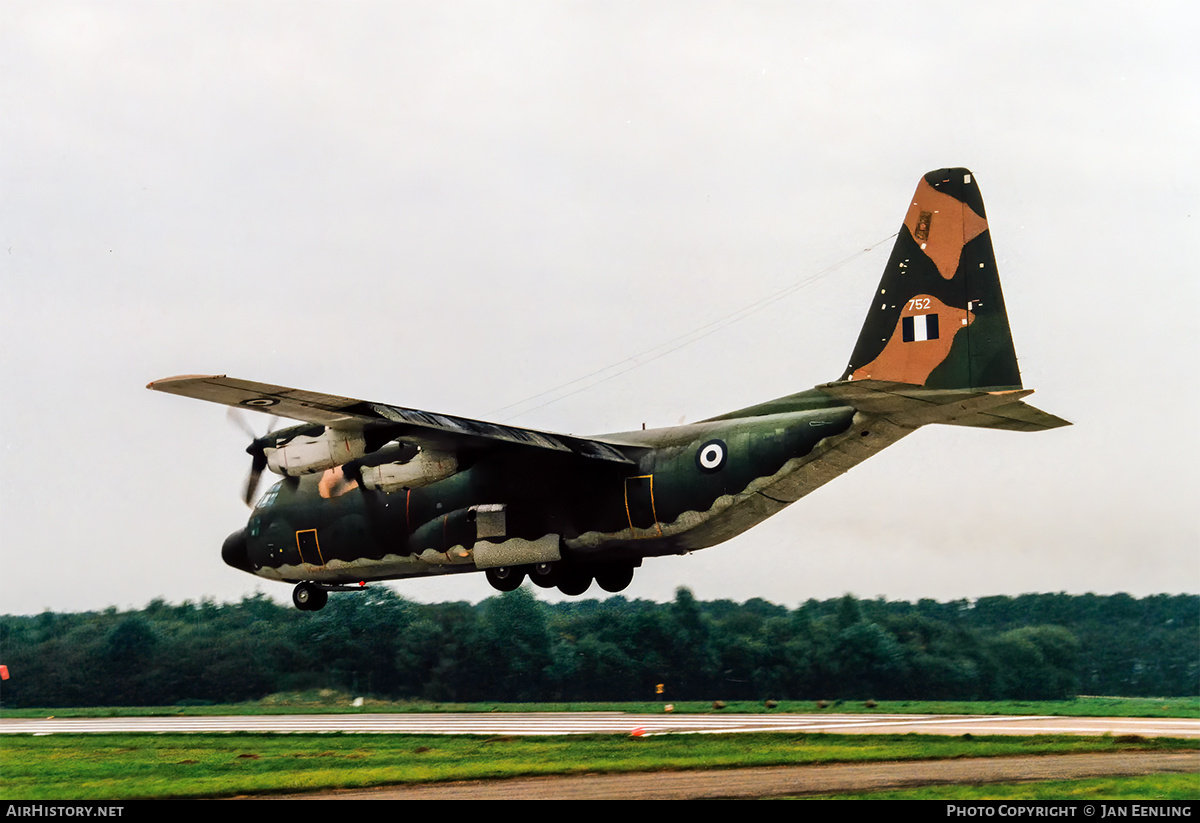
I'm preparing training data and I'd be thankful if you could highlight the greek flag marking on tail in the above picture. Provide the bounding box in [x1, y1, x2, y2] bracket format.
[902, 314, 939, 342]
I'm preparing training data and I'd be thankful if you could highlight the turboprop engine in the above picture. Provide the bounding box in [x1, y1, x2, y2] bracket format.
[264, 426, 367, 476]
[246, 424, 459, 498]
[353, 443, 459, 492]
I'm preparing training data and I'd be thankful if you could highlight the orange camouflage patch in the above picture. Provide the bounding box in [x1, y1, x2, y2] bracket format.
[318, 465, 359, 499]
[903, 179, 988, 280]
[850, 294, 974, 386]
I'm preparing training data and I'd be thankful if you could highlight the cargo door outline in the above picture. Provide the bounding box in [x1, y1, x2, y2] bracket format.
[295, 529, 326, 565]
[624, 475, 662, 538]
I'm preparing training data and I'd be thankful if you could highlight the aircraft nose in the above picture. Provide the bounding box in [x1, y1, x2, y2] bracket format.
[221, 528, 254, 573]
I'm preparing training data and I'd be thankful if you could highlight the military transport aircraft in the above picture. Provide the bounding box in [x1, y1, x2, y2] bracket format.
[149, 168, 1069, 611]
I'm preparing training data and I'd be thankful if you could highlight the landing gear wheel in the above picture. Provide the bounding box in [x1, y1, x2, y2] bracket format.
[292, 582, 328, 611]
[528, 562, 559, 589]
[556, 568, 593, 596]
[485, 566, 526, 592]
[595, 564, 635, 593]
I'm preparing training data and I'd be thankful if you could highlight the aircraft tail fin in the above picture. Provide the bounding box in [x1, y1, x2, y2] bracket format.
[840, 168, 1022, 392]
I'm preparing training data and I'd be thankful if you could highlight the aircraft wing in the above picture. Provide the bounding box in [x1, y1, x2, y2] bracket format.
[147, 374, 639, 464]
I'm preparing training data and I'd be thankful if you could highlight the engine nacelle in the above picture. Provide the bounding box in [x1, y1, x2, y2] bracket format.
[265, 428, 367, 477]
[359, 447, 458, 492]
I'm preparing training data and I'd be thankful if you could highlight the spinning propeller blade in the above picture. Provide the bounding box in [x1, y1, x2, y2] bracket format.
[243, 448, 268, 507]
[228, 408, 278, 507]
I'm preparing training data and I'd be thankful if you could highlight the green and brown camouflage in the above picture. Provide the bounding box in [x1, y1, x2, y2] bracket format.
[149, 168, 1069, 610]
[841, 168, 1019, 390]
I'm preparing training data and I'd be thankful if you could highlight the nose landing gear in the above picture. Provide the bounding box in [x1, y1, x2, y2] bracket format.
[292, 582, 329, 611]
[290, 581, 369, 611]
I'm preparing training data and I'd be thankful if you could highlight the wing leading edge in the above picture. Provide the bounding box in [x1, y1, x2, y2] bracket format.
[146, 374, 640, 464]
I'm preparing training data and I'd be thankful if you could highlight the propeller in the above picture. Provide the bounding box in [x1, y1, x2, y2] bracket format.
[227, 408, 278, 507]
[243, 445, 269, 507]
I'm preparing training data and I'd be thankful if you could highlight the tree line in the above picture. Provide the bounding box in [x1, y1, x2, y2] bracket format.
[0, 589, 1195, 707]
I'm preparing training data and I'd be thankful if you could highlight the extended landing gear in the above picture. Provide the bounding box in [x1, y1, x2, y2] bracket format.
[484, 566, 525, 592]
[292, 582, 329, 611]
[595, 564, 635, 593]
[483, 561, 637, 596]
[528, 563, 558, 589]
[556, 567, 592, 596]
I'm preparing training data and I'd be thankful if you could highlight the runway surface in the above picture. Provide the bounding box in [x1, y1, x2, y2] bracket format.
[3, 712, 1198, 738]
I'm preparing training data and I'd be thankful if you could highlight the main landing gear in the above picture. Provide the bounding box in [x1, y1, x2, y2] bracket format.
[484, 566, 524, 592]
[484, 561, 637, 596]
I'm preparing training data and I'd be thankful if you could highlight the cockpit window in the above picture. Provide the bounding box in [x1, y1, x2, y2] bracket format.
[256, 481, 282, 510]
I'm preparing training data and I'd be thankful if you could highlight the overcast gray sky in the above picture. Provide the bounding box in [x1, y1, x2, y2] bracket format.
[2, 1, 1196, 615]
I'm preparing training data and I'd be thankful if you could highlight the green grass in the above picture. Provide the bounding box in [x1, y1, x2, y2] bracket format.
[801, 773, 1200, 800]
[3, 693, 1196, 718]
[1, 732, 1195, 800]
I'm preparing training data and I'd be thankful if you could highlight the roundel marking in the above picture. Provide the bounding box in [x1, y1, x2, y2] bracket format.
[695, 439, 727, 473]
[241, 397, 280, 407]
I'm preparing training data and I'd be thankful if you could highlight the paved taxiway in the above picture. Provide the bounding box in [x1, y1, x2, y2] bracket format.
[3, 712, 1198, 737]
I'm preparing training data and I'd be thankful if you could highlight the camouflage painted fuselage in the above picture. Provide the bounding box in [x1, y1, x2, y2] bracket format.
[234, 392, 868, 584]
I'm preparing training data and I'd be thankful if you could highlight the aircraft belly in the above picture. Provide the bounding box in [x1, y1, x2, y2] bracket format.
[256, 552, 447, 584]
[257, 533, 564, 584]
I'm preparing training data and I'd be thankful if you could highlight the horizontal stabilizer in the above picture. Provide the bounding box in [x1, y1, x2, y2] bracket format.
[939, 400, 1071, 432]
[819, 379, 1070, 431]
